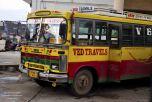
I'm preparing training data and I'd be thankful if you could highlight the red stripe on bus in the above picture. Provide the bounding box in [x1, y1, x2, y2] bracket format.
[68, 60, 152, 81]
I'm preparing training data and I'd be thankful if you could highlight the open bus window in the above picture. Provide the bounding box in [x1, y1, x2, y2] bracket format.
[122, 24, 133, 46]
[94, 21, 107, 45]
[134, 25, 144, 46]
[72, 19, 79, 45]
[145, 26, 152, 46]
[77, 19, 93, 45]
[109, 24, 119, 47]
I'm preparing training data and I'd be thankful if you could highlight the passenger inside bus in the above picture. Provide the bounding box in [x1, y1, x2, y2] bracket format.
[39, 24, 55, 43]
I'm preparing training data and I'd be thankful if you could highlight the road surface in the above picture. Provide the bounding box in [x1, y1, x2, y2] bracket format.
[0, 71, 150, 102]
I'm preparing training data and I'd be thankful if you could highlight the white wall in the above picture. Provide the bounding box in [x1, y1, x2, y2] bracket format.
[114, 0, 124, 13]
[31, 0, 114, 11]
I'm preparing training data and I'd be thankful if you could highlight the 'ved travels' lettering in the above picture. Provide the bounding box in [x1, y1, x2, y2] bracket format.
[73, 48, 108, 56]
[147, 28, 152, 36]
[73, 48, 85, 55]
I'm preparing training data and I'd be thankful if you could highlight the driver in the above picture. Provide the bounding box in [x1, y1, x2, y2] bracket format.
[39, 24, 55, 43]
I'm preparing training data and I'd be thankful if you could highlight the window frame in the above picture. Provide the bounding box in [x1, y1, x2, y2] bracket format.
[145, 26, 152, 46]
[121, 23, 134, 46]
[108, 22, 121, 48]
[71, 18, 152, 47]
[133, 24, 145, 46]
[93, 20, 108, 45]
[76, 18, 94, 45]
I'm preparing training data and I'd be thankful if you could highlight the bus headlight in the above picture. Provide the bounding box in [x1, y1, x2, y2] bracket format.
[51, 64, 59, 70]
[50, 55, 67, 73]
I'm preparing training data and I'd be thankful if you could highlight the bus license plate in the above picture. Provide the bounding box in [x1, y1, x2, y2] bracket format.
[28, 70, 38, 78]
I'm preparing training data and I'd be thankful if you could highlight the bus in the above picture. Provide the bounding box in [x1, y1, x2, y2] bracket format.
[19, 10, 152, 96]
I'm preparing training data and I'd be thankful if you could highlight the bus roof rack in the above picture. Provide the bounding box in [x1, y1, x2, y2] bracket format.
[89, 11, 152, 21]
[125, 11, 152, 21]
[88, 11, 127, 18]
[77, 7, 152, 21]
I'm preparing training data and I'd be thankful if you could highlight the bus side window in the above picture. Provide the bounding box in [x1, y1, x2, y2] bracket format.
[134, 25, 144, 46]
[122, 24, 133, 46]
[72, 20, 76, 45]
[145, 26, 152, 46]
[77, 19, 93, 45]
[109, 24, 120, 48]
[94, 21, 107, 45]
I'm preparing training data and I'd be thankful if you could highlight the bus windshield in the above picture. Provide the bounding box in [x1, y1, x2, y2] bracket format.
[27, 18, 67, 44]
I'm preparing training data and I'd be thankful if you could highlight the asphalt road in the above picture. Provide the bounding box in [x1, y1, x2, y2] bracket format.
[0, 71, 150, 102]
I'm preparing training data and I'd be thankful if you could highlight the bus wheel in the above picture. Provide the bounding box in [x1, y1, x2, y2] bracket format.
[71, 70, 93, 96]
[34, 79, 51, 87]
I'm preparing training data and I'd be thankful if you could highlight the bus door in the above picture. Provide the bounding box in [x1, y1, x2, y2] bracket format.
[108, 22, 122, 81]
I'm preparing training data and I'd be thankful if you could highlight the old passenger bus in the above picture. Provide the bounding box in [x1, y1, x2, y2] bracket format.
[19, 10, 152, 96]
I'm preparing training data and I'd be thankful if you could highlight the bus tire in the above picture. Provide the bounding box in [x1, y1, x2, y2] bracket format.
[70, 69, 93, 96]
[34, 79, 51, 87]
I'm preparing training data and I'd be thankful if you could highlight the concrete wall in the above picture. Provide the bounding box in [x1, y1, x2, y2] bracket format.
[25, 0, 114, 11]
[114, 0, 124, 13]
[23, 0, 152, 14]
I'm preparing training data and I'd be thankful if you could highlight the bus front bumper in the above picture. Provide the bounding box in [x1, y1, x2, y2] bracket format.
[19, 64, 68, 83]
